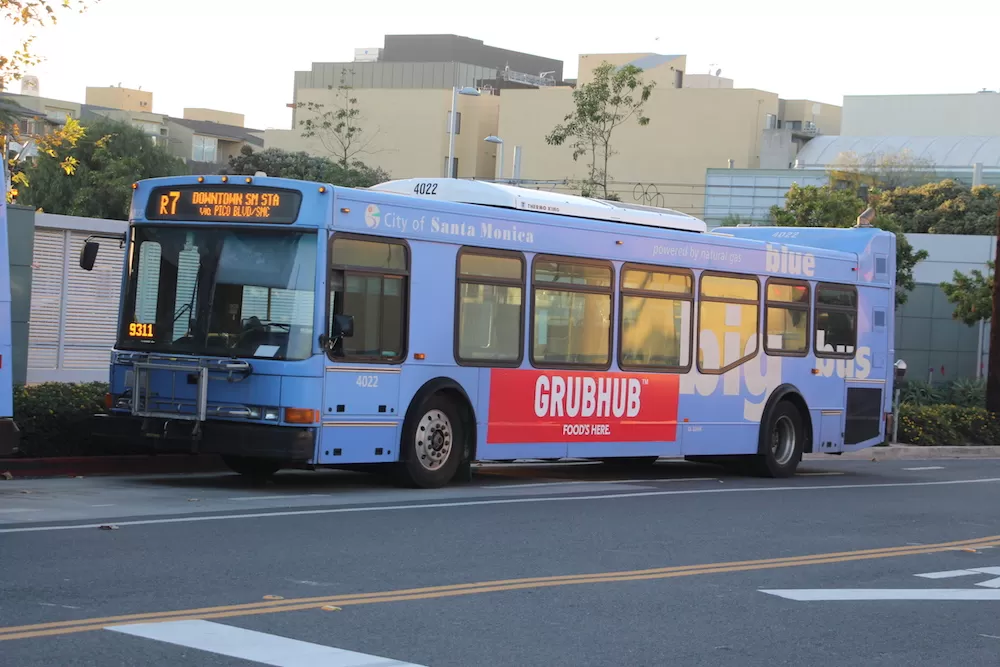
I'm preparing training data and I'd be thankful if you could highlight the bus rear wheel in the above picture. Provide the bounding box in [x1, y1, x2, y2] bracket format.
[396, 394, 464, 489]
[752, 401, 804, 478]
[221, 455, 282, 480]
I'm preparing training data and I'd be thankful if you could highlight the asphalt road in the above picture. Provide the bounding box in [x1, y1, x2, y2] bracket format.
[2, 457, 1000, 666]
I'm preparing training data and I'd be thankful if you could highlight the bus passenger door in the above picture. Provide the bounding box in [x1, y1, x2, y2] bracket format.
[318, 259, 406, 466]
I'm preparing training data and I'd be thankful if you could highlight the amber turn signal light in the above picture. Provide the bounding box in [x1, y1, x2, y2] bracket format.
[284, 408, 319, 424]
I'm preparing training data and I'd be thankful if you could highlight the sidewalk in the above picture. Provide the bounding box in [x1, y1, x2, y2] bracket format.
[805, 445, 1000, 460]
[0, 454, 226, 479]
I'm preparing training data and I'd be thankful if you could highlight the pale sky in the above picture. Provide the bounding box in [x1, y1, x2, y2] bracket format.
[3, 0, 999, 131]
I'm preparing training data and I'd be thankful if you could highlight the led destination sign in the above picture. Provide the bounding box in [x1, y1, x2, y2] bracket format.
[145, 185, 303, 223]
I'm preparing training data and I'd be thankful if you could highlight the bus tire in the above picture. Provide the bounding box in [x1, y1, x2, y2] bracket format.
[221, 455, 282, 480]
[396, 393, 464, 489]
[752, 400, 804, 478]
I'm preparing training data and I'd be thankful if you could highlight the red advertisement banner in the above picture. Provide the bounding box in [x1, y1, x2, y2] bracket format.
[486, 369, 680, 444]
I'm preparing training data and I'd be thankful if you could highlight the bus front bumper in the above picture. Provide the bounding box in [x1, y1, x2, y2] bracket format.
[90, 413, 315, 462]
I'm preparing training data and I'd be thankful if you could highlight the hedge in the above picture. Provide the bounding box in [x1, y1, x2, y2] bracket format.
[11, 382, 111, 457]
[898, 403, 1000, 446]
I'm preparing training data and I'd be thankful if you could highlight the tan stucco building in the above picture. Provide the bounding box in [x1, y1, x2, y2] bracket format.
[265, 43, 841, 219]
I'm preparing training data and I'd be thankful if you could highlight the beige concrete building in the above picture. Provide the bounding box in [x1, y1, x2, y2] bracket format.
[85, 86, 152, 113]
[495, 53, 839, 216]
[267, 87, 501, 179]
[268, 45, 840, 218]
[842, 92, 1000, 136]
[182, 108, 246, 127]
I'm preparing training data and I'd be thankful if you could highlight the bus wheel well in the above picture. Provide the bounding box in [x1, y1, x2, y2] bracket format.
[404, 379, 478, 464]
[761, 386, 813, 455]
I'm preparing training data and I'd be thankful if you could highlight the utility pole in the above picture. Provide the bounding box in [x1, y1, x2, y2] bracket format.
[988, 200, 1000, 413]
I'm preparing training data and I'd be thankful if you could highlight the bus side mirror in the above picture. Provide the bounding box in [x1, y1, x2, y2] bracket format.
[894, 359, 907, 380]
[80, 241, 99, 271]
[331, 314, 354, 339]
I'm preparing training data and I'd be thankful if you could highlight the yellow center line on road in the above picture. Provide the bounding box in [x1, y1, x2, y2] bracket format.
[2, 534, 998, 642]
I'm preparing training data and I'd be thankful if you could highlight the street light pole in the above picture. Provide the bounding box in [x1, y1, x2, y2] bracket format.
[447, 86, 458, 179]
[484, 135, 504, 181]
[447, 87, 482, 179]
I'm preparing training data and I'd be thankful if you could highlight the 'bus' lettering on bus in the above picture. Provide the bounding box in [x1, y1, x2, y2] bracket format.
[765, 243, 815, 277]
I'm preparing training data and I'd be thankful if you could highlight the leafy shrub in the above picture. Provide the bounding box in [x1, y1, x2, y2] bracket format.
[944, 377, 987, 408]
[898, 403, 1000, 446]
[11, 382, 109, 457]
[897, 380, 945, 406]
[897, 378, 986, 409]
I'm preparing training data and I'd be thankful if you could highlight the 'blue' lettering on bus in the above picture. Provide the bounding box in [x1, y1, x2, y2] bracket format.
[766, 243, 815, 277]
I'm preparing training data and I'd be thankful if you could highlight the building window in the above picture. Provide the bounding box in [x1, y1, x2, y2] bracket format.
[697, 273, 759, 373]
[764, 113, 777, 129]
[446, 110, 462, 135]
[328, 235, 408, 363]
[442, 157, 458, 177]
[456, 249, 524, 365]
[192, 135, 218, 163]
[531, 256, 613, 368]
[764, 279, 809, 356]
[815, 284, 857, 358]
[619, 265, 693, 370]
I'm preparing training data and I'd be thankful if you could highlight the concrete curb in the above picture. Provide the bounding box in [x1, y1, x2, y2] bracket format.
[805, 445, 1000, 461]
[0, 454, 226, 479]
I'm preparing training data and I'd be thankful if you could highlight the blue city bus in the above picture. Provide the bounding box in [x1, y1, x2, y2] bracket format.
[83, 174, 896, 488]
[0, 168, 17, 455]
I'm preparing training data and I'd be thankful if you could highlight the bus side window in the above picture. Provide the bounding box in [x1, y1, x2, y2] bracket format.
[619, 265, 693, 371]
[764, 279, 809, 356]
[531, 256, 613, 368]
[328, 236, 409, 362]
[455, 249, 524, 365]
[814, 283, 857, 358]
[697, 273, 759, 374]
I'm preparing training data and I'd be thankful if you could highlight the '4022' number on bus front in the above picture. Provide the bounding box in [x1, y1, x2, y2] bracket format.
[356, 375, 379, 388]
[413, 182, 438, 195]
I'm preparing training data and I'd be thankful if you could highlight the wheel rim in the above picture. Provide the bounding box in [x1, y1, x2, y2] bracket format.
[771, 415, 796, 466]
[414, 409, 453, 472]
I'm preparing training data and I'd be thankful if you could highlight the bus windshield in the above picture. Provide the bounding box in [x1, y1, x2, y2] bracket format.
[119, 227, 317, 360]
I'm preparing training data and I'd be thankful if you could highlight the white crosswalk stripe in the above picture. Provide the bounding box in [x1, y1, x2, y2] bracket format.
[108, 620, 426, 666]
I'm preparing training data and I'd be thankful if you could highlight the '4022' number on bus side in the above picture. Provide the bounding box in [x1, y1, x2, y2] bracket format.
[356, 375, 379, 388]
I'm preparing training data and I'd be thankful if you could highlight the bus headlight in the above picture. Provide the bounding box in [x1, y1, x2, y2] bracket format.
[263, 407, 280, 422]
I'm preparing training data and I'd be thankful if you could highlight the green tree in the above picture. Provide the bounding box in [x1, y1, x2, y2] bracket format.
[2, 0, 98, 201]
[545, 61, 654, 200]
[941, 261, 993, 325]
[830, 148, 935, 190]
[877, 179, 999, 234]
[719, 213, 751, 227]
[769, 183, 928, 305]
[16, 118, 187, 219]
[296, 69, 380, 168]
[225, 146, 389, 188]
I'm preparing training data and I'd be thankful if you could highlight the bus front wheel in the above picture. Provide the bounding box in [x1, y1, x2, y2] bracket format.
[396, 394, 464, 489]
[752, 401, 804, 478]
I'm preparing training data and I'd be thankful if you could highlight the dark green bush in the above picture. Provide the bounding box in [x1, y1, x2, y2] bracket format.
[944, 377, 987, 408]
[11, 382, 109, 457]
[897, 378, 987, 409]
[898, 403, 1000, 446]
